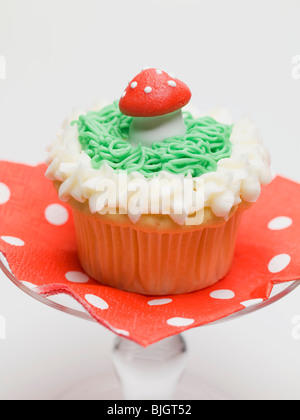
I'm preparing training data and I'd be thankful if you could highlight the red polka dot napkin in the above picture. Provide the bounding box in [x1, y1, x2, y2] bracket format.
[0, 161, 300, 346]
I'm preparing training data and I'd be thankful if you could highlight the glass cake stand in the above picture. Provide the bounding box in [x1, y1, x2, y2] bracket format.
[1, 253, 299, 400]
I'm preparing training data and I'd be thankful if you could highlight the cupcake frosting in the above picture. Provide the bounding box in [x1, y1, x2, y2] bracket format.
[45, 102, 272, 225]
[72, 101, 233, 178]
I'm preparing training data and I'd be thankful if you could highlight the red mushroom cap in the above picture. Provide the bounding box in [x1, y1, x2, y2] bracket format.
[119, 68, 192, 117]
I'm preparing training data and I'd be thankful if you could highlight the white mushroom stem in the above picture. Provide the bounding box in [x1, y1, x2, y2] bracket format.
[128, 109, 187, 147]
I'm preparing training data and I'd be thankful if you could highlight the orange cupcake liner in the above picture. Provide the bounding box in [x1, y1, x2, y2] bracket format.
[72, 207, 244, 295]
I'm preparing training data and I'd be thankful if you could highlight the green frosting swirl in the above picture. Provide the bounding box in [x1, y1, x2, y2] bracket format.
[72, 101, 233, 178]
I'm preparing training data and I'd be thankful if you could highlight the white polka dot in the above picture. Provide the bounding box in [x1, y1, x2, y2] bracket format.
[167, 80, 177, 87]
[268, 216, 293, 230]
[155, 69, 163, 74]
[65, 271, 89, 284]
[45, 204, 69, 226]
[121, 91, 126, 98]
[169, 73, 176, 78]
[0, 236, 25, 246]
[85, 294, 109, 310]
[110, 326, 130, 337]
[268, 254, 291, 273]
[144, 86, 152, 93]
[148, 298, 173, 306]
[240, 298, 264, 308]
[210, 289, 235, 300]
[21, 281, 38, 290]
[167, 317, 194, 327]
[0, 183, 10, 205]
[131, 81, 137, 89]
[0, 253, 12, 274]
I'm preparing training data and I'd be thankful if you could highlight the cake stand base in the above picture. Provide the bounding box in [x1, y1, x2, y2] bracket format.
[59, 369, 228, 401]
[59, 335, 228, 400]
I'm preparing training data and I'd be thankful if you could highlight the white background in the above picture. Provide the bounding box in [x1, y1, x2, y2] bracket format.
[0, 0, 300, 400]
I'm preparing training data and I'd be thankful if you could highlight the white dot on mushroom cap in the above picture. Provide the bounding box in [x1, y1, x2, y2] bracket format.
[167, 80, 177, 87]
[167, 317, 195, 327]
[85, 294, 109, 310]
[210, 289, 235, 300]
[45, 204, 69, 226]
[268, 216, 293, 230]
[65, 271, 89, 284]
[144, 86, 152, 93]
[268, 254, 291, 273]
[121, 91, 126, 98]
[0, 236, 25, 246]
[169, 73, 176, 78]
[131, 81, 137, 89]
[0, 183, 10, 205]
[155, 69, 163, 74]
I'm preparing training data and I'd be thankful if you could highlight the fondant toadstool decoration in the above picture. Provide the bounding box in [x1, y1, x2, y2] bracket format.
[119, 68, 192, 147]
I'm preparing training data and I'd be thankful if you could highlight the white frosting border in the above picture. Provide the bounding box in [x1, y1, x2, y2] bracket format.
[45, 103, 272, 225]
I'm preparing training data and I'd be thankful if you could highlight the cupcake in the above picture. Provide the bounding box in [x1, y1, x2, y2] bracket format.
[46, 68, 272, 295]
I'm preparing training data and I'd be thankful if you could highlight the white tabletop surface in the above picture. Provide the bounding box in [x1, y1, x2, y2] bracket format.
[0, 0, 300, 400]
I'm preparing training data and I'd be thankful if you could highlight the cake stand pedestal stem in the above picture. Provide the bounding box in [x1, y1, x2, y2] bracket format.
[112, 334, 188, 400]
